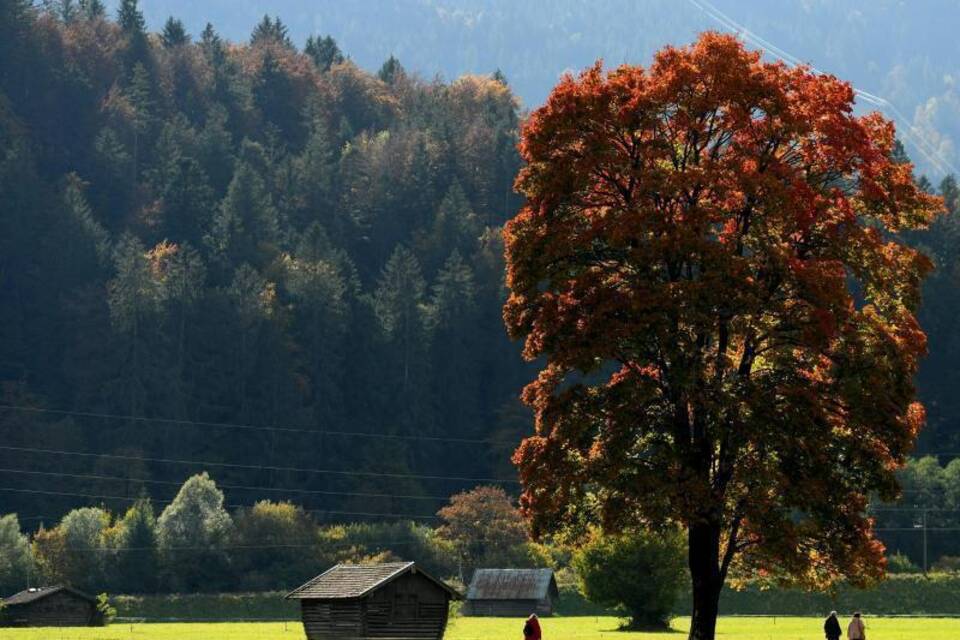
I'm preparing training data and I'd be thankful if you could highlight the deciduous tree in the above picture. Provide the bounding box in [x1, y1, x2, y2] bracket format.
[504, 33, 943, 640]
[436, 485, 533, 575]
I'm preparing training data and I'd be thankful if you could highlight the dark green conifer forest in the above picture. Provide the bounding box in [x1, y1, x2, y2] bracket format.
[0, 0, 529, 527]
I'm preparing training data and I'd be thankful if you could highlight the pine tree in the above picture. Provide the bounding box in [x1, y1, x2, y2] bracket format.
[117, 0, 144, 32]
[200, 23, 225, 65]
[161, 17, 189, 48]
[284, 248, 349, 428]
[79, 0, 105, 19]
[153, 242, 206, 420]
[378, 55, 405, 85]
[107, 234, 163, 418]
[206, 145, 280, 269]
[115, 498, 159, 593]
[225, 264, 279, 425]
[117, 0, 150, 72]
[196, 106, 235, 195]
[940, 174, 959, 214]
[126, 62, 156, 182]
[92, 127, 134, 226]
[294, 122, 339, 229]
[61, 173, 111, 272]
[42, 0, 78, 23]
[429, 250, 481, 445]
[255, 49, 303, 145]
[373, 246, 432, 430]
[414, 180, 480, 275]
[305, 35, 344, 72]
[250, 15, 292, 48]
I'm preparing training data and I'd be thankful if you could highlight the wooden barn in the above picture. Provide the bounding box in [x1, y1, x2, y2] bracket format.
[462, 568, 559, 617]
[0, 586, 100, 627]
[286, 562, 460, 640]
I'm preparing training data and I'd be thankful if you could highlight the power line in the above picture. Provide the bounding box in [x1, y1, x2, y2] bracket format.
[0, 467, 453, 502]
[876, 527, 960, 532]
[0, 404, 520, 447]
[14, 540, 431, 553]
[0, 445, 520, 485]
[869, 507, 960, 513]
[685, 0, 959, 177]
[0, 487, 439, 520]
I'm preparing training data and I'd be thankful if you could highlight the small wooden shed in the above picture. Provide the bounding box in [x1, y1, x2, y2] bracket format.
[462, 568, 559, 617]
[286, 562, 460, 640]
[0, 586, 100, 627]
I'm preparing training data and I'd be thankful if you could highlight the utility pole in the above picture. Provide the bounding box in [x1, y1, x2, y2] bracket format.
[923, 509, 928, 574]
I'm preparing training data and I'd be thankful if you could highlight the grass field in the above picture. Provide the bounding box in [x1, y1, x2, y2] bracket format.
[0, 616, 958, 640]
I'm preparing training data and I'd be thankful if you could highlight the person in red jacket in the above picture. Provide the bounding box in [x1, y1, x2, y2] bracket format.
[523, 613, 542, 640]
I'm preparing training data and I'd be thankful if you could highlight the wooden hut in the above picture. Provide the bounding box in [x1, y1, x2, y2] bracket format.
[462, 568, 558, 617]
[0, 586, 100, 627]
[286, 562, 460, 640]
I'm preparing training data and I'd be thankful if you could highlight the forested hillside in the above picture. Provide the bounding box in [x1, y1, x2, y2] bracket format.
[0, 0, 530, 525]
[3, 0, 960, 588]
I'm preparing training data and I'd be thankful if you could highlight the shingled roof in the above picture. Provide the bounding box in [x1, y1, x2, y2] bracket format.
[466, 569, 558, 601]
[2, 586, 96, 606]
[286, 562, 459, 600]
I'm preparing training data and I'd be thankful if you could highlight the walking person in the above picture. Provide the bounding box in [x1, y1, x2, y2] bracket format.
[523, 613, 542, 640]
[848, 612, 866, 640]
[824, 611, 842, 640]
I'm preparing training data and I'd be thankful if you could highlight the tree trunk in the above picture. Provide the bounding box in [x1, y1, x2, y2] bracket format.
[688, 521, 724, 640]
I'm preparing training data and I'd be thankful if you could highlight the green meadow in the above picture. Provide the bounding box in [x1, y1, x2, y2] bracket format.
[1, 616, 958, 640]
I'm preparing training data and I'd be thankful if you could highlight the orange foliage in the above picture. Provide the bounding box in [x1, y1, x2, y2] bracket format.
[503, 32, 943, 603]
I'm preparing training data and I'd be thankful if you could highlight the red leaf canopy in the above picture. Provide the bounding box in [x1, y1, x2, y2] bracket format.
[504, 32, 943, 586]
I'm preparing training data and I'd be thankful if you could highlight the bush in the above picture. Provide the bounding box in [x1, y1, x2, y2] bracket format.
[673, 573, 960, 615]
[232, 501, 318, 591]
[317, 520, 459, 579]
[95, 593, 116, 626]
[572, 529, 686, 629]
[888, 551, 920, 573]
[112, 592, 298, 620]
[932, 556, 960, 573]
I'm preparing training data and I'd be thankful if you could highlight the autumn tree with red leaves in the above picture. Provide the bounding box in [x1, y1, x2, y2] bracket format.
[504, 33, 943, 640]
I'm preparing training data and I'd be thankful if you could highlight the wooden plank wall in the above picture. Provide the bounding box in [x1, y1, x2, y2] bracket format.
[298, 572, 452, 640]
[1, 592, 97, 627]
[463, 598, 552, 617]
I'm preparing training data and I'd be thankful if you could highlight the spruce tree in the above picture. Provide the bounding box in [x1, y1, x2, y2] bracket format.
[79, 0, 105, 19]
[373, 246, 432, 431]
[107, 235, 164, 419]
[250, 15, 292, 48]
[116, 498, 159, 593]
[117, 0, 150, 72]
[305, 35, 344, 71]
[206, 146, 279, 269]
[161, 17, 189, 48]
[378, 55, 406, 85]
[294, 122, 339, 229]
[429, 250, 481, 441]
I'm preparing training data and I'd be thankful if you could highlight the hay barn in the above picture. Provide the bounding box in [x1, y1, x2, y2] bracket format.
[286, 562, 460, 640]
[462, 568, 559, 617]
[0, 586, 100, 627]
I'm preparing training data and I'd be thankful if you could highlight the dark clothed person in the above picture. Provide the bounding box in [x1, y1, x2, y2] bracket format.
[824, 611, 842, 640]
